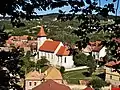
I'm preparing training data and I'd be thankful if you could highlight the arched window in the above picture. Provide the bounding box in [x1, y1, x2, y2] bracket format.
[51, 54, 53, 59]
[48, 53, 49, 58]
[65, 57, 66, 63]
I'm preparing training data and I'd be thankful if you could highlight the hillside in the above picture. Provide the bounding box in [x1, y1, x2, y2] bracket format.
[0, 14, 115, 45]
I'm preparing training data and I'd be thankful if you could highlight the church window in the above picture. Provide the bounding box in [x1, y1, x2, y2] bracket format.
[58, 56, 59, 62]
[65, 57, 66, 63]
[51, 54, 53, 59]
[48, 53, 49, 58]
[61, 56, 62, 63]
[41, 52, 43, 56]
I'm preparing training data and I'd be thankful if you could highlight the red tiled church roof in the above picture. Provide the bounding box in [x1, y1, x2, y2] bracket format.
[32, 79, 71, 90]
[57, 46, 70, 56]
[39, 40, 60, 52]
[37, 25, 47, 37]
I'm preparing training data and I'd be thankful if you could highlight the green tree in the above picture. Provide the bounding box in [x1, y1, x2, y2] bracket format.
[91, 78, 107, 90]
[21, 51, 36, 74]
[73, 52, 87, 66]
[60, 66, 65, 74]
[36, 56, 49, 69]
[87, 55, 97, 75]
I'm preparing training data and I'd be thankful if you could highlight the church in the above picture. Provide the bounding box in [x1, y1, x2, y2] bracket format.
[35, 25, 74, 68]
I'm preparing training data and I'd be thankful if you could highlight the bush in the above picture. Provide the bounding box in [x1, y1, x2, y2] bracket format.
[60, 66, 65, 74]
[90, 78, 107, 90]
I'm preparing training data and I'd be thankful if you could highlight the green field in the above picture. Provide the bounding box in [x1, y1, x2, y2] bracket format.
[63, 69, 103, 84]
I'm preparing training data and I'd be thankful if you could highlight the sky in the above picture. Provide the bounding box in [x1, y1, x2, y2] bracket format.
[36, 0, 120, 16]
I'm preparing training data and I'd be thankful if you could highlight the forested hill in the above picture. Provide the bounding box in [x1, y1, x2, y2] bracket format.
[0, 13, 116, 45]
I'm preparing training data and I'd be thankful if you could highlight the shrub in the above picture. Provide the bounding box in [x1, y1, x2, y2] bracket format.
[60, 66, 65, 74]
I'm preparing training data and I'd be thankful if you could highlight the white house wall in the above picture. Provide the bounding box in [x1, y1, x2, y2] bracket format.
[56, 55, 74, 68]
[99, 46, 106, 59]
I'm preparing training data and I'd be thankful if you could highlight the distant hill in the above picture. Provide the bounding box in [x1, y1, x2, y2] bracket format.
[0, 13, 117, 45]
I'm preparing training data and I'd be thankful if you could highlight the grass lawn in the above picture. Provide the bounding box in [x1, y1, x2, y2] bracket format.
[63, 69, 103, 84]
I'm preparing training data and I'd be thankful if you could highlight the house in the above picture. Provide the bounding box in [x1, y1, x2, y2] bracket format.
[82, 41, 106, 61]
[25, 70, 44, 90]
[32, 79, 71, 90]
[43, 66, 63, 84]
[24, 66, 65, 90]
[6, 35, 37, 54]
[105, 61, 120, 87]
[36, 25, 74, 68]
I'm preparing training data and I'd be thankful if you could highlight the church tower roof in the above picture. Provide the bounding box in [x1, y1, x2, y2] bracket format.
[37, 25, 47, 37]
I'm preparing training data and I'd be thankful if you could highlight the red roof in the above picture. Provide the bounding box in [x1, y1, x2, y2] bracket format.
[105, 61, 120, 67]
[37, 25, 47, 37]
[112, 88, 120, 90]
[92, 45, 103, 52]
[57, 46, 70, 56]
[32, 79, 71, 90]
[39, 40, 60, 52]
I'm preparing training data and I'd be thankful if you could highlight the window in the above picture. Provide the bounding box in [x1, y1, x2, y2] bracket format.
[37, 52, 39, 59]
[61, 56, 62, 63]
[65, 57, 66, 63]
[29, 82, 32, 86]
[93, 54, 95, 59]
[34, 82, 36, 86]
[41, 52, 43, 56]
[58, 56, 59, 62]
[97, 53, 99, 58]
[110, 75, 112, 79]
[48, 53, 49, 58]
[51, 54, 53, 59]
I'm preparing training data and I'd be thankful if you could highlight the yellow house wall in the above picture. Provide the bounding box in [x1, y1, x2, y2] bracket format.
[105, 67, 120, 86]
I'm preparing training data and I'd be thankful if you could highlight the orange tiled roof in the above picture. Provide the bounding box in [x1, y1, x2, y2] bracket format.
[32, 79, 71, 90]
[92, 45, 103, 52]
[39, 40, 60, 53]
[37, 25, 47, 37]
[25, 70, 44, 80]
[105, 61, 120, 67]
[56, 46, 70, 56]
[89, 41, 103, 52]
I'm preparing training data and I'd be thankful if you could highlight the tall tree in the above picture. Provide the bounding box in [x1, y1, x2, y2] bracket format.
[87, 55, 97, 75]
[73, 52, 87, 66]
[21, 51, 36, 74]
